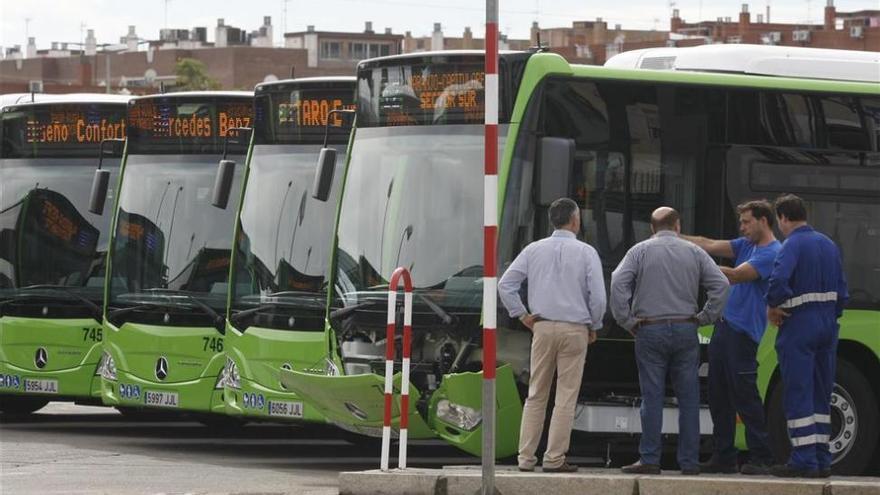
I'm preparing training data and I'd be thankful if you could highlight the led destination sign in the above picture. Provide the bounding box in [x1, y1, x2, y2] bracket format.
[127, 95, 253, 154]
[254, 81, 355, 145]
[1, 103, 128, 158]
[357, 57, 486, 127]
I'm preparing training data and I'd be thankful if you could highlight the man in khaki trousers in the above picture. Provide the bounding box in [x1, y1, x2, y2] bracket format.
[498, 198, 606, 473]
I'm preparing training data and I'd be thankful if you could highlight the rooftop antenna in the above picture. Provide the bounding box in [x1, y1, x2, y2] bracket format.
[163, 0, 171, 30]
[282, 0, 290, 41]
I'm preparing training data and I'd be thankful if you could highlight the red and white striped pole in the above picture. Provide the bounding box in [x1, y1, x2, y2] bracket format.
[483, 0, 499, 493]
[380, 267, 413, 472]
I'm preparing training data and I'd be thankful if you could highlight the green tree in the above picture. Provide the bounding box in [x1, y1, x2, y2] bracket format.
[173, 58, 221, 91]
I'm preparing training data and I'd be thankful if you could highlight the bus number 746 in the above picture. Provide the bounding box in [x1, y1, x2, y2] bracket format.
[202, 337, 223, 353]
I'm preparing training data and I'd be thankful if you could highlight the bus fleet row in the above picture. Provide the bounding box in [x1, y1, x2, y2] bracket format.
[1, 45, 878, 475]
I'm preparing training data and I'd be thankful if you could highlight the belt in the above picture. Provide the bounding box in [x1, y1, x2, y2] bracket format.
[779, 292, 838, 310]
[636, 317, 698, 328]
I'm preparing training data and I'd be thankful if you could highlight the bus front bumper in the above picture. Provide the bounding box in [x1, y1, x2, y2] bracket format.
[224, 377, 326, 423]
[0, 360, 103, 401]
[101, 371, 224, 414]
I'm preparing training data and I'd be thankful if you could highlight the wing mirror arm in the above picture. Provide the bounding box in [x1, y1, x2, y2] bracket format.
[88, 138, 126, 215]
[313, 109, 355, 202]
[211, 127, 252, 209]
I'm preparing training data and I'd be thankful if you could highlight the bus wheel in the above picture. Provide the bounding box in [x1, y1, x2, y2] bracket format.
[0, 396, 49, 415]
[768, 359, 879, 475]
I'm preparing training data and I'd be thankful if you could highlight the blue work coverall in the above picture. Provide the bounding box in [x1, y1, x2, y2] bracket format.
[767, 225, 848, 471]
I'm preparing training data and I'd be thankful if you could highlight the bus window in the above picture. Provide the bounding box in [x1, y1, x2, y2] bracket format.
[861, 98, 880, 152]
[801, 199, 879, 308]
[760, 93, 818, 148]
[820, 96, 868, 151]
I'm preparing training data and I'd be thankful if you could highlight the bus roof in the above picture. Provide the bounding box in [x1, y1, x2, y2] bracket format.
[255, 76, 355, 92]
[604, 44, 880, 84]
[356, 49, 527, 68]
[131, 91, 253, 102]
[0, 93, 131, 110]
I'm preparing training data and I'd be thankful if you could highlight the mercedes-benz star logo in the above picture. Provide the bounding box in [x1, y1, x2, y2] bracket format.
[34, 348, 48, 369]
[155, 357, 169, 381]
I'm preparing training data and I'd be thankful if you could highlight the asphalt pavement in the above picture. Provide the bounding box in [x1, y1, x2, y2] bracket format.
[0, 402, 485, 495]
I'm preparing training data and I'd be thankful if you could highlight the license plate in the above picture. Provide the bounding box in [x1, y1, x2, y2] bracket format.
[144, 390, 179, 408]
[24, 378, 58, 394]
[268, 400, 303, 418]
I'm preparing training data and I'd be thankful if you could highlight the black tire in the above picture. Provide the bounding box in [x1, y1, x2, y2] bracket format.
[768, 358, 879, 475]
[0, 396, 49, 415]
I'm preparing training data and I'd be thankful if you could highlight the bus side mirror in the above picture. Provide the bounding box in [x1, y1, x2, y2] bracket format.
[537, 137, 574, 206]
[312, 148, 336, 202]
[211, 159, 236, 209]
[88, 169, 111, 215]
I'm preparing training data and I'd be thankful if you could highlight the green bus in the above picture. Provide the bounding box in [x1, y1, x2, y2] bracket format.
[0, 95, 129, 414]
[98, 92, 252, 420]
[221, 77, 355, 423]
[281, 47, 879, 474]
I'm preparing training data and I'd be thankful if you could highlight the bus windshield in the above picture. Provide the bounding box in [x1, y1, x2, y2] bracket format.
[0, 102, 125, 305]
[109, 154, 243, 311]
[108, 94, 252, 313]
[230, 79, 354, 331]
[231, 144, 343, 325]
[333, 125, 504, 311]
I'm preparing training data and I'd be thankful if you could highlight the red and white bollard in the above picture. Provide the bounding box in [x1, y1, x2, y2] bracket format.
[482, 1, 499, 493]
[380, 266, 413, 471]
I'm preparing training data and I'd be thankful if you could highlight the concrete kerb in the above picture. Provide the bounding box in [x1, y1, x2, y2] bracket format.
[338, 467, 880, 495]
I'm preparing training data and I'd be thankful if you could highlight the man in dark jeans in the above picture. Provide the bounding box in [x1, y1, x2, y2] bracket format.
[684, 200, 781, 474]
[611, 207, 729, 475]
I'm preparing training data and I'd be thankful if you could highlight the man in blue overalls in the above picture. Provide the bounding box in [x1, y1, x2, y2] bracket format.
[767, 194, 848, 478]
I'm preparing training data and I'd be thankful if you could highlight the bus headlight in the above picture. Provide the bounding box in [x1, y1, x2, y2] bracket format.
[96, 352, 117, 381]
[436, 399, 482, 431]
[216, 357, 240, 389]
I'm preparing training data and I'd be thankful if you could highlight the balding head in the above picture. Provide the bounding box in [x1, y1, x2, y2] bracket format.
[651, 207, 680, 234]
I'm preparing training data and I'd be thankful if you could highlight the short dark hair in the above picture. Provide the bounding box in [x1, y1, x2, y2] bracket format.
[737, 199, 775, 228]
[650, 208, 680, 231]
[548, 198, 578, 229]
[774, 194, 807, 222]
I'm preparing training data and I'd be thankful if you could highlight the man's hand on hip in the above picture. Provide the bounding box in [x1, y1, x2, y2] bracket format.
[519, 314, 537, 331]
[768, 307, 790, 327]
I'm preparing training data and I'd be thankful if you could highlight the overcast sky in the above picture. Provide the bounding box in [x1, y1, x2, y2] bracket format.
[1, 0, 876, 51]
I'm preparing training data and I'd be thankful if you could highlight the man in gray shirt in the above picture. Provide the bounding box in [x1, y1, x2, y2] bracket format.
[610, 207, 729, 475]
[499, 198, 606, 473]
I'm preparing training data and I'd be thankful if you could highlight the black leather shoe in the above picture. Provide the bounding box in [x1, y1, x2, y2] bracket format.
[769, 464, 820, 478]
[621, 461, 661, 475]
[518, 465, 535, 472]
[817, 468, 832, 478]
[700, 460, 737, 474]
[740, 462, 771, 475]
[681, 466, 700, 476]
[543, 462, 578, 473]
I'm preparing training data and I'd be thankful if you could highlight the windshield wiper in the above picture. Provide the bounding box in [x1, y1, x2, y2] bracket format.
[414, 292, 454, 325]
[230, 292, 326, 326]
[2, 285, 102, 321]
[328, 299, 386, 321]
[328, 292, 454, 325]
[107, 303, 161, 320]
[112, 289, 225, 331]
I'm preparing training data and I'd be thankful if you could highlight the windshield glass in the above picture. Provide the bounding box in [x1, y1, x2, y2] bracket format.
[108, 154, 243, 310]
[333, 124, 504, 311]
[0, 158, 118, 302]
[231, 144, 344, 328]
